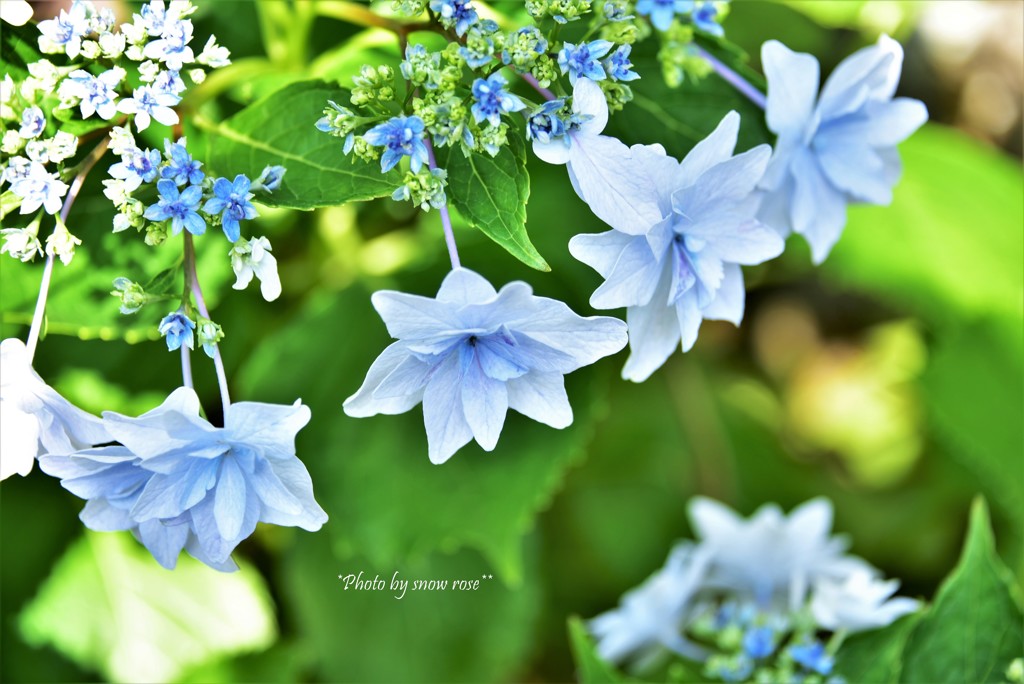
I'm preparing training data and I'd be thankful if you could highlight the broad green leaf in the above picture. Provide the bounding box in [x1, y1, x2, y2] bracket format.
[441, 130, 548, 271]
[203, 80, 400, 210]
[18, 531, 277, 683]
[1, 23, 44, 80]
[900, 498, 1024, 683]
[833, 614, 921, 683]
[567, 616, 628, 684]
[236, 285, 611, 584]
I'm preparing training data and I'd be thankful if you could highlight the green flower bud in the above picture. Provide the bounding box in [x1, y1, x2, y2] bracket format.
[111, 277, 148, 314]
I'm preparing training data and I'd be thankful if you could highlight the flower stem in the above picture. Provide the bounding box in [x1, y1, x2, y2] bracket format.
[691, 45, 767, 110]
[425, 139, 461, 270]
[183, 232, 231, 415]
[180, 343, 194, 389]
[25, 137, 110, 363]
[520, 72, 556, 102]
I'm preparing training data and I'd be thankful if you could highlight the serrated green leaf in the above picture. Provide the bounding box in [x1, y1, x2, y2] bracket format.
[833, 614, 921, 683]
[18, 531, 277, 683]
[568, 616, 629, 684]
[900, 498, 1024, 683]
[203, 80, 400, 210]
[236, 285, 609, 585]
[442, 130, 548, 271]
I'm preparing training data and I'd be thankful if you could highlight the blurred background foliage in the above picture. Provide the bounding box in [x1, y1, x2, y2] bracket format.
[1, 1, 1021, 682]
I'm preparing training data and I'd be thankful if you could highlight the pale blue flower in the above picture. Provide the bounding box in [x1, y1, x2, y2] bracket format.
[344, 268, 628, 464]
[202, 175, 258, 242]
[458, 20, 500, 69]
[18, 106, 45, 139]
[146, 179, 206, 236]
[11, 162, 68, 215]
[531, 78, 606, 166]
[251, 165, 286, 192]
[526, 99, 570, 146]
[109, 146, 162, 192]
[470, 73, 525, 127]
[161, 138, 204, 186]
[558, 40, 615, 84]
[63, 69, 122, 120]
[40, 387, 327, 571]
[153, 69, 186, 96]
[742, 625, 775, 658]
[788, 641, 834, 675]
[429, 0, 478, 36]
[636, 0, 694, 31]
[603, 45, 641, 82]
[363, 115, 429, 174]
[37, 0, 90, 58]
[568, 112, 784, 381]
[692, 1, 724, 36]
[142, 18, 195, 71]
[757, 36, 928, 263]
[158, 310, 195, 351]
[117, 85, 181, 132]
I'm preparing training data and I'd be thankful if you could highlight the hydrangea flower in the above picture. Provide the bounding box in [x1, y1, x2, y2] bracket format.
[161, 138, 204, 186]
[39, 387, 327, 571]
[230, 236, 281, 302]
[470, 74, 526, 127]
[590, 544, 711, 664]
[145, 179, 206, 236]
[363, 115, 429, 174]
[757, 36, 928, 263]
[251, 165, 286, 192]
[117, 85, 181, 132]
[1, 338, 109, 481]
[1, 225, 43, 262]
[810, 568, 920, 632]
[143, 17, 195, 70]
[11, 162, 69, 215]
[604, 45, 641, 82]
[530, 78, 606, 167]
[636, 0, 694, 31]
[18, 106, 45, 139]
[37, 0, 90, 58]
[568, 112, 784, 381]
[109, 146, 162, 192]
[344, 268, 628, 463]
[558, 40, 615, 84]
[429, 0, 478, 37]
[158, 310, 196, 351]
[62, 68, 123, 120]
[153, 69, 186, 96]
[787, 641, 834, 675]
[692, 1, 724, 36]
[203, 175, 258, 242]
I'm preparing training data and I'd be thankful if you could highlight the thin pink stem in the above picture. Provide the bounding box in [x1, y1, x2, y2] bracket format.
[425, 139, 461, 270]
[184, 232, 231, 415]
[520, 72, 556, 102]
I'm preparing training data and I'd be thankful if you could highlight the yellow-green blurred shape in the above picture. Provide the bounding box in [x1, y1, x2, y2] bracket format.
[779, 0, 920, 36]
[19, 531, 277, 683]
[786, 321, 927, 487]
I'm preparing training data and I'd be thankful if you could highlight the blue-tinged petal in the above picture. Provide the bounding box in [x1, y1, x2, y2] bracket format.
[701, 263, 745, 325]
[184, 211, 206, 236]
[221, 217, 240, 242]
[762, 42, 820, 136]
[257, 456, 328, 530]
[675, 145, 771, 218]
[621, 268, 680, 382]
[568, 136, 664, 234]
[435, 267, 498, 305]
[55, 461, 148, 500]
[503, 297, 628, 370]
[790, 150, 848, 264]
[80, 498, 135, 531]
[589, 236, 664, 309]
[179, 184, 203, 205]
[475, 337, 529, 381]
[344, 341, 426, 417]
[458, 282, 535, 331]
[573, 78, 609, 135]
[820, 98, 928, 149]
[687, 212, 785, 266]
[232, 174, 251, 194]
[224, 400, 311, 460]
[156, 178, 179, 199]
[507, 333, 578, 374]
[31, 383, 110, 451]
[212, 176, 233, 198]
[371, 290, 465, 339]
[373, 354, 435, 398]
[675, 111, 742, 189]
[203, 197, 227, 214]
[136, 518, 190, 569]
[422, 353, 473, 464]
[532, 136, 573, 165]
[214, 457, 247, 540]
[631, 143, 683, 217]
[755, 179, 796, 238]
[38, 447, 134, 481]
[144, 205, 169, 221]
[460, 355, 508, 451]
[102, 387, 217, 460]
[249, 456, 303, 515]
[568, 230, 635, 279]
[675, 287, 704, 352]
[817, 35, 902, 122]
[816, 141, 890, 205]
[506, 371, 573, 429]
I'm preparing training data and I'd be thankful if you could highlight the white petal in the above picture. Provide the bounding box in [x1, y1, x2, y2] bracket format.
[572, 78, 609, 135]
[589, 236, 664, 309]
[818, 35, 902, 121]
[791, 150, 849, 263]
[460, 357, 508, 451]
[701, 263, 745, 325]
[532, 137, 572, 165]
[225, 400, 310, 458]
[422, 354, 473, 464]
[567, 136, 664, 235]
[762, 42, 820, 136]
[675, 288, 703, 352]
[621, 268, 680, 382]
[0, 401, 39, 479]
[435, 267, 498, 305]
[214, 457, 247, 540]
[371, 290, 463, 339]
[344, 342, 425, 417]
[506, 371, 573, 429]
[677, 111, 742, 187]
[568, 230, 634, 279]
[688, 496, 745, 542]
[253, 250, 281, 301]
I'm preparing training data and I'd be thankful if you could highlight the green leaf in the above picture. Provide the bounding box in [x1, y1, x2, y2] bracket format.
[18, 531, 277, 683]
[567, 616, 629, 684]
[236, 285, 610, 584]
[203, 80, 400, 210]
[833, 614, 921, 683]
[441, 129, 548, 271]
[900, 498, 1024, 683]
[1, 23, 44, 80]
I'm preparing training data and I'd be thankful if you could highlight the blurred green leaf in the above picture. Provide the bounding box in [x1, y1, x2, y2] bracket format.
[900, 498, 1024, 683]
[567, 615, 628, 684]
[1, 22, 44, 79]
[203, 80, 400, 210]
[833, 614, 920, 683]
[237, 286, 610, 584]
[441, 130, 548, 271]
[18, 531, 277, 683]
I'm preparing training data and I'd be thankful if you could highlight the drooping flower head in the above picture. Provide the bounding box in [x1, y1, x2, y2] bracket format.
[344, 268, 628, 463]
[603, 45, 641, 82]
[144, 178, 206, 236]
[202, 174, 258, 242]
[692, 1, 724, 36]
[1, 338, 109, 481]
[39, 387, 327, 571]
[363, 115, 429, 174]
[757, 36, 928, 263]
[158, 309, 196, 351]
[470, 73, 526, 127]
[230, 236, 281, 302]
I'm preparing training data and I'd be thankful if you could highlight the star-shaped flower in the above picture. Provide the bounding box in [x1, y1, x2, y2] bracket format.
[344, 268, 628, 463]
